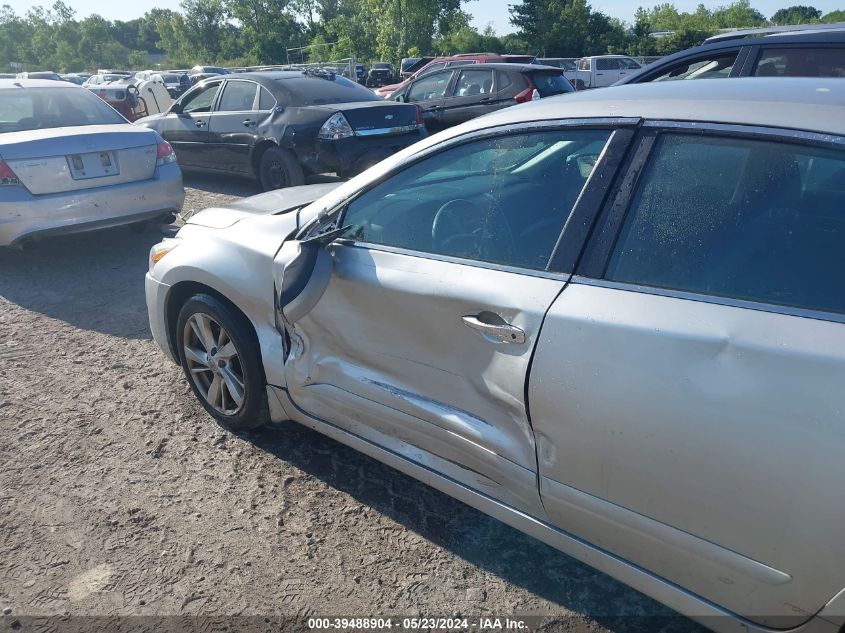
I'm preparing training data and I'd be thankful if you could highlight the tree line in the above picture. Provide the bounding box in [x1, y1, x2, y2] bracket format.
[2, 0, 844, 73]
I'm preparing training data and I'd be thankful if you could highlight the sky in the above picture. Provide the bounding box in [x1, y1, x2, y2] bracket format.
[4, 0, 844, 30]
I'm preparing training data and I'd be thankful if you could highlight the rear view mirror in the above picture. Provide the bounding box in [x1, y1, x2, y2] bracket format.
[169, 102, 183, 114]
[394, 93, 406, 103]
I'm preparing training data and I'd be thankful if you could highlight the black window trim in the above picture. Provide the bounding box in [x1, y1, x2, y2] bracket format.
[575, 119, 845, 324]
[322, 117, 640, 278]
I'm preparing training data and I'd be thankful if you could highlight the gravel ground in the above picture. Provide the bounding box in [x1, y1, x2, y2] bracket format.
[0, 174, 706, 633]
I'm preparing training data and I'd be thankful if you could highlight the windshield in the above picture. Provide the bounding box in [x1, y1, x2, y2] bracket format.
[276, 76, 381, 106]
[158, 74, 180, 82]
[0, 87, 126, 133]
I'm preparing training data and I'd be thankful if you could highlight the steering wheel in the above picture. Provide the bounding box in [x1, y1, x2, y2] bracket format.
[431, 198, 514, 261]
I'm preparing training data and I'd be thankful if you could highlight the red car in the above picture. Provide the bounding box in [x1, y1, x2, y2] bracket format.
[374, 53, 537, 98]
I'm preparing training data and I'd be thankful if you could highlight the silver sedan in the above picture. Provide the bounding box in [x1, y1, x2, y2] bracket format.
[146, 78, 845, 633]
[0, 79, 184, 247]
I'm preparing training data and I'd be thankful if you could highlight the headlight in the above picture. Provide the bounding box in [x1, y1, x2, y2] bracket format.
[318, 112, 354, 140]
[149, 239, 178, 272]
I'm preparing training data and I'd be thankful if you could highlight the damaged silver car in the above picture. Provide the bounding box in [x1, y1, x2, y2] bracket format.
[146, 78, 845, 633]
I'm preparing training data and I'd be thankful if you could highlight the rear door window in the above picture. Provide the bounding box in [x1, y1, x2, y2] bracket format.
[452, 69, 494, 97]
[753, 47, 845, 77]
[258, 86, 276, 110]
[605, 133, 845, 314]
[597, 58, 621, 70]
[217, 81, 258, 112]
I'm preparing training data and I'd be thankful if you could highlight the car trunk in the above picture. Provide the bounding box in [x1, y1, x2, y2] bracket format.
[319, 101, 420, 136]
[0, 124, 159, 195]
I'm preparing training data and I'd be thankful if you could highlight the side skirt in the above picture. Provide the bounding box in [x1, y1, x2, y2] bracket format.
[265, 386, 837, 633]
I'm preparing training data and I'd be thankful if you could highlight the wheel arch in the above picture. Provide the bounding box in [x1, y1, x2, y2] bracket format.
[250, 139, 279, 177]
[164, 280, 262, 373]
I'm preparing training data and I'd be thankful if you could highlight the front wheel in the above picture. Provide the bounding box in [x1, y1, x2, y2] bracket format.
[258, 146, 305, 192]
[177, 294, 270, 432]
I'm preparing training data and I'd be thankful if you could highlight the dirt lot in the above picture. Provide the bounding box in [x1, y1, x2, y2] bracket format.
[0, 174, 705, 633]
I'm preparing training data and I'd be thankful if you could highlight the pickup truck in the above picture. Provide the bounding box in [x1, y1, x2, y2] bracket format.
[570, 55, 643, 89]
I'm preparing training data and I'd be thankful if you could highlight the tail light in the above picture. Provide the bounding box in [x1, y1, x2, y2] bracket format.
[414, 105, 424, 126]
[0, 160, 21, 186]
[515, 76, 541, 104]
[156, 140, 177, 166]
[318, 112, 354, 140]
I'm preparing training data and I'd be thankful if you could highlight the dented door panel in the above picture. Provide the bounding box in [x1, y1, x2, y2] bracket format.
[282, 244, 565, 514]
[530, 280, 845, 627]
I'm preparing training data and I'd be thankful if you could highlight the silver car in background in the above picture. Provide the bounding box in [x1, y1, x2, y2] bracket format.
[0, 79, 184, 247]
[146, 78, 845, 632]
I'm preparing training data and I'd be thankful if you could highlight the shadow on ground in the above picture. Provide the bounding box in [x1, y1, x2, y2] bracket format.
[247, 423, 708, 633]
[0, 227, 161, 339]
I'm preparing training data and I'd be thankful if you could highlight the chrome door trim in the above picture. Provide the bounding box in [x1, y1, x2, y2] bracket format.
[570, 275, 845, 326]
[331, 240, 571, 282]
[642, 119, 845, 147]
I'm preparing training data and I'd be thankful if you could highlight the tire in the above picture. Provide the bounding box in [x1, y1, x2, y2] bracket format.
[575, 79, 586, 91]
[258, 146, 305, 192]
[176, 294, 270, 433]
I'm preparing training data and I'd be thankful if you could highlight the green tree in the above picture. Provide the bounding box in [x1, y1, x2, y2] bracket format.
[821, 9, 845, 22]
[770, 5, 822, 24]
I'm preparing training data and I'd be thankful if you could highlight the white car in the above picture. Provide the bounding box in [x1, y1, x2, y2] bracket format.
[147, 78, 845, 633]
[0, 79, 184, 246]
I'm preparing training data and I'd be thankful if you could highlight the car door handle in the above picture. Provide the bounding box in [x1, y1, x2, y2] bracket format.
[479, 97, 492, 103]
[461, 314, 525, 344]
[195, 120, 206, 128]
[243, 119, 255, 126]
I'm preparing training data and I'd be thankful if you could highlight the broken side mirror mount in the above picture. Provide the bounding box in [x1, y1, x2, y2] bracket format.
[274, 224, 351, 326]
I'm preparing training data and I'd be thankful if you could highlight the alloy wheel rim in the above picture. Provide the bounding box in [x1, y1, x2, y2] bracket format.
[182, 313, 245, 415]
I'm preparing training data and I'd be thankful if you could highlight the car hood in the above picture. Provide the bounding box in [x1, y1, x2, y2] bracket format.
[186, 182, 343, 230]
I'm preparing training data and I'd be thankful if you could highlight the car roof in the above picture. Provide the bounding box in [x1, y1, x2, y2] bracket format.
[706, 22, 845, 43]
[460, 78, 845, 137]
[0, 78, 80, 89]
[449, 62, 561, 72]
[619, 30, 845, 84]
